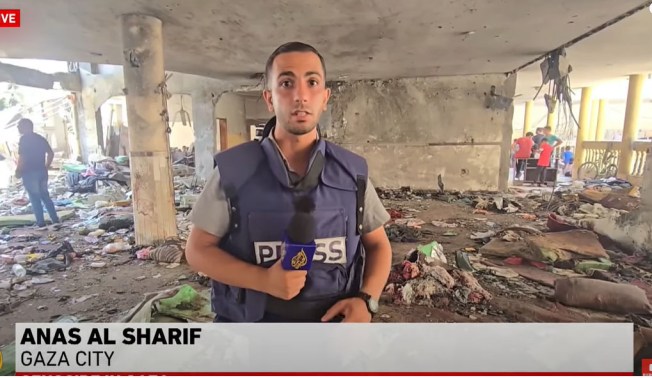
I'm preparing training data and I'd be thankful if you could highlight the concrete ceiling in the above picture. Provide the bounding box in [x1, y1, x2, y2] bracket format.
[1, 0, 651, 94]
[515, 5, 652, 100]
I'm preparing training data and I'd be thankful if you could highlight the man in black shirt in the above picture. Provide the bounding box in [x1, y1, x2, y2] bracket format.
[531, 127, 545, 157]
[16, 118, 60, 227]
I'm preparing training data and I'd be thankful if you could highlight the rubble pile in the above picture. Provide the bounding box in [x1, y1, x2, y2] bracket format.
[385, 243, 493, 308]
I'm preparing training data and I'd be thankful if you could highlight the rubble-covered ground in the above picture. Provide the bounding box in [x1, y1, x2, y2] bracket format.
[2, 158, 652, 369]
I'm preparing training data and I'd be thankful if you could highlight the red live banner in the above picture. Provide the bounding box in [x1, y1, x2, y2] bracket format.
[0, 9, 21, 27]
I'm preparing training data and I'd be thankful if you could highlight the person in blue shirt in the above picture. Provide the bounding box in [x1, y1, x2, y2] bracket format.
[562, 146, 574, 177]
[562, 146, 574, 165]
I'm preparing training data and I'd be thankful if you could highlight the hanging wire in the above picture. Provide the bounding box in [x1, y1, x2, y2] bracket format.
[533, 48, 580, 139]
[158, 73, 173, 134]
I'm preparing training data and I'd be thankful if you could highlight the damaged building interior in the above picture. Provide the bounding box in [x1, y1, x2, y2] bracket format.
[1, 0, 652, 373]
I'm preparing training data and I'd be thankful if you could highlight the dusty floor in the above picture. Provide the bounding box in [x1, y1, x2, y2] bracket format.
[0, 193, 636, 348]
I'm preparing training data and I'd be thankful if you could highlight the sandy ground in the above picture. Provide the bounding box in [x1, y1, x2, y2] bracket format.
[0, 194, 634, 347]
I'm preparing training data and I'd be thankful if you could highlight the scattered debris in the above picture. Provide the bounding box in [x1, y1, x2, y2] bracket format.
[431, 221, 458, 228]
[149, 242, 184, 264]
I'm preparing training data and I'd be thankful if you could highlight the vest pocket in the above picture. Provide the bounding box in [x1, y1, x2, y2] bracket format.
[299, 263, 348, 301]
[211, 281, 266, 322]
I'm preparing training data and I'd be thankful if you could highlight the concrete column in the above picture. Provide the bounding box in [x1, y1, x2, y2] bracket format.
[73, 93, 100, 162]
[589, 99, 599, 141]
[191, 93, 217, 179]
[121, 14, 178, 245]
[573, 87, 593, 178]
[546, 101, 556, 130]
[595, 99, 607, 141]
[522, 101, 533, 136]
[618, 74, 646, 178]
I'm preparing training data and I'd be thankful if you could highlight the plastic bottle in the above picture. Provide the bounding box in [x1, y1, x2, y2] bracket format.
[12, 263, 26, 277]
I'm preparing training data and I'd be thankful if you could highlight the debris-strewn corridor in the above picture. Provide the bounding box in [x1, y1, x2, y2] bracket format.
[1, 168, 648, 347]
[2, 0, 652, 374]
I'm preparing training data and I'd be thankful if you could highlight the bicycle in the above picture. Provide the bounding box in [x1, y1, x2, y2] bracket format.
[577, 148, 618, 180]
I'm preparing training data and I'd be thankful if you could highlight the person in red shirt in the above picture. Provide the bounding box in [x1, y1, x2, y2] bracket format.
[536, 138, 554, 186]
[514, 132, 534, 180]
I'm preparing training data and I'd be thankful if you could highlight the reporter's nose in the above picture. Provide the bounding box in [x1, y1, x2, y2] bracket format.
[294, 82, 309, 105]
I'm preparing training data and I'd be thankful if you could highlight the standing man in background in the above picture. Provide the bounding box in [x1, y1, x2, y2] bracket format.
[531, 127, 545, 158]
[542, 126, 563, 148]
[15, 118, 60, 227]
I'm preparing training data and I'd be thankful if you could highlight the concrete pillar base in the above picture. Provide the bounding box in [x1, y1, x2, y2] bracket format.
[591, 210, 652, 255]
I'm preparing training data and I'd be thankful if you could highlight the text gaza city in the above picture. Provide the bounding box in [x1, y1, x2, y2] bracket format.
[20, 327, 202, 345]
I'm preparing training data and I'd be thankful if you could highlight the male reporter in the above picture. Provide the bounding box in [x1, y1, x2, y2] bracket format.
[185, 42, 392, 323]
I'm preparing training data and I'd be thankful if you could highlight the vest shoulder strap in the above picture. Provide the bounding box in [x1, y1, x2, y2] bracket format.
[324, 141, 368, 179]
[214, 141, 265, 192]
[324, 141, 368, 235]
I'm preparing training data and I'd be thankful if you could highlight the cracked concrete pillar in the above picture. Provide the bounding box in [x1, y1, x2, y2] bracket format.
[191, 93, 217, 179]
[121, 14, 177, 245]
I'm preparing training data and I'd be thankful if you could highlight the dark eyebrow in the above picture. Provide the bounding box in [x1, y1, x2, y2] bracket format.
[305, 71, 322, 79]
[277, 71, 323, 80]
[277, 71, 296, 80]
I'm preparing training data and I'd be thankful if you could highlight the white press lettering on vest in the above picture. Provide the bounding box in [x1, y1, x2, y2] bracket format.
[254, 237, 347, 265]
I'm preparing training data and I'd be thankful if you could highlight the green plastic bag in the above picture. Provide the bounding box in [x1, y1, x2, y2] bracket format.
[156, 284, 213, 322]
[62, 163, 88, 173]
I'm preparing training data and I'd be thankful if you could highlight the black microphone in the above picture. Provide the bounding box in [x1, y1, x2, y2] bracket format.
[281, 195, 317, 270]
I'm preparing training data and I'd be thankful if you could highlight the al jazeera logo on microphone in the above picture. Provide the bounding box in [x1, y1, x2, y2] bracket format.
[291, 249, 309, 269]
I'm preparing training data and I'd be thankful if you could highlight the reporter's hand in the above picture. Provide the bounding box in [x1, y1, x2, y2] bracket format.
[263, 258, 307, 300]
[321, 298, 371, 323]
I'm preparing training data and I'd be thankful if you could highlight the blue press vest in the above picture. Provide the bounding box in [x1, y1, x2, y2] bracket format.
[211, 129, 368, 322]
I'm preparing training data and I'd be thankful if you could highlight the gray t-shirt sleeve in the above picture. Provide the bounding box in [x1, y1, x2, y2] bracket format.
[362, 178, 391, 234]
[188, 167, 231, 238]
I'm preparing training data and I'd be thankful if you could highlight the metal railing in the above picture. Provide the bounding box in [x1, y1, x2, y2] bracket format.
[631, 141, 651, 178]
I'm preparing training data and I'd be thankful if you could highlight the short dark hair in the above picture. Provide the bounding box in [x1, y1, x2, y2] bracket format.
[264, 42, 326, 87]
[526, 132, 534, 137]
[541, 138, 549, 143]
[544, 126, 552, 131]
[17, 118, 33, 131]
